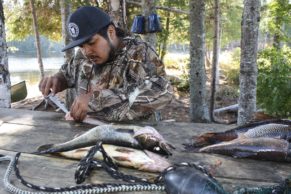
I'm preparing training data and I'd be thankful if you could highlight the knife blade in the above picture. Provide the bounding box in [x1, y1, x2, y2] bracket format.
[46, 94, 69, 114]
[46, 94, 107, 126]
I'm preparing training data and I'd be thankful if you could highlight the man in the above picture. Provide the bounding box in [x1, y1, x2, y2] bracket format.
[39, 6, 173, 122]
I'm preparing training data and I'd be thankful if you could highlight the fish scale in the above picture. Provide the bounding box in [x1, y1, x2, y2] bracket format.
[243, 124, 291, 139]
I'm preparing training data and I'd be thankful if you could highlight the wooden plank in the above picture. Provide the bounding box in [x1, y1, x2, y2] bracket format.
[0, 122, 89, 153]
[0, 109, 290, 193]
[1, 114, 290, 183]
[0, 108, 94, 130]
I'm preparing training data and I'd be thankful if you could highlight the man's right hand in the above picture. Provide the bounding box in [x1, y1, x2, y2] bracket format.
[39, 72, 68, 96]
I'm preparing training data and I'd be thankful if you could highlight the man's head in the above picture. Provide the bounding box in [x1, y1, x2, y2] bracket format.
[62, 6, 120, 64]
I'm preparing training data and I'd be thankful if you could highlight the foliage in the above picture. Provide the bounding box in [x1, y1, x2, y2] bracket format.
[257, 46, 291, 117]
[4, 0, 94, 42]
[215, 85, 239, 103]
[220, 47, 240, 87]
[205, 0, 243, 49]
[5, 0, 62, 41]
[163, 53, 190, 92]
[171, 74, 190, 92]
[260, 0, 291, 45]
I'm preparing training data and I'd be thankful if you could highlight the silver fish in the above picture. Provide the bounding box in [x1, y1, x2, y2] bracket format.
[37, 124, 174, 156]
[37, 125, 143, 154]
[199, 137, 291, 162]
[243, 123, 291, 139]
[57, 144, 171, 173]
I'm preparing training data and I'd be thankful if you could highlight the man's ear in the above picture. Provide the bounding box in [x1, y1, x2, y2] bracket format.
[107, 25, 116, 41]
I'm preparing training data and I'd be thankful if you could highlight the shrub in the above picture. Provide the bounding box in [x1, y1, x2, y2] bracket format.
[220, 48, 240, 87]
[257, 46, 291, 117]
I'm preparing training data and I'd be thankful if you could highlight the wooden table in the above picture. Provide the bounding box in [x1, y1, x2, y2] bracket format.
[0, 108, 290, 193]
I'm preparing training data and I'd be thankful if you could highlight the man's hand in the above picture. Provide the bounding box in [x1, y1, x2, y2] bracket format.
[39, 72, 68, 96]
[70, 93, 91, 122]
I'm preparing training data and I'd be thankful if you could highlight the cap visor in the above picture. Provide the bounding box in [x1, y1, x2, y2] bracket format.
[61, 35, 92, 52]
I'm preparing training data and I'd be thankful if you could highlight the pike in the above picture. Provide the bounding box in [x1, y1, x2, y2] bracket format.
[37, 124, 175, 155]
[57, 144, 171, 173]
[199, 137, 291, 162]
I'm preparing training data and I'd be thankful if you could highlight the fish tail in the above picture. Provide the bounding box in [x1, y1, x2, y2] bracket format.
[36, 144, 55, 154]
[190, 133, 220, 147]
[182, 143, 201, 152]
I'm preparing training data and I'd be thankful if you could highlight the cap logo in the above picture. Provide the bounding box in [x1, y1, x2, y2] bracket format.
[68, 23, 79, 38]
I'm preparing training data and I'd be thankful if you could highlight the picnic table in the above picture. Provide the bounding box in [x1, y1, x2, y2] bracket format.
[0, 108, 290, 194]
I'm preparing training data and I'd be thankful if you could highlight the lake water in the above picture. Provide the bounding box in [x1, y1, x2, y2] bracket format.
[9, 56, 64, 98]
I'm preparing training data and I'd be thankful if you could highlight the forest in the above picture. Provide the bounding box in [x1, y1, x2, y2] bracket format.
[0, 0, 290, 125]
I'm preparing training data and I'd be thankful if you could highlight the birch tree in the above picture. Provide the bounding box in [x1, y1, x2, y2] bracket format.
[142, 0, 157, 48]
[0, 0, 10, 108]
[60, 0, 75, 109]
[238, 0, 261, 125]
[30, 0, 44, 78]
[189, 0, 210, 123]
[108, 0, 127, 31]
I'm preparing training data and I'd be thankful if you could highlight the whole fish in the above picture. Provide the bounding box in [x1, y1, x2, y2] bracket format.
[37, 125, 143, 154]
[199, 137, 291, 162]
[184, 119, 291, 149]
[57, 144, 171, 173]
[37, 124, 174, 156]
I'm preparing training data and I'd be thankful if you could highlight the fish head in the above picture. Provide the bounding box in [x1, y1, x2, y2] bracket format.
[134, 126, 175, 156]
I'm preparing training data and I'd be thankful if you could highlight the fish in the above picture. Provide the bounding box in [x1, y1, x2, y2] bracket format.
[37, 125, 143, 154]
[56, 144, 171, 173]
[37, 124, 174, 156]
[199, 137, 291, 162]
[184, 119, 291, 150]
[243, 123, 291, 139]
[133, 126, 175, 155]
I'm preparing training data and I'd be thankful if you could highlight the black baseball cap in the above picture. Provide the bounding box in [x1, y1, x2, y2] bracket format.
[62, 6, 111, 52]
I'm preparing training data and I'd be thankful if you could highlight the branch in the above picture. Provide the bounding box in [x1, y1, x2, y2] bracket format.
[126, 0, 142, 6]
[126, 0, 189, 15]
[214, 104, 238, 114]
[156, 6, 189, 15]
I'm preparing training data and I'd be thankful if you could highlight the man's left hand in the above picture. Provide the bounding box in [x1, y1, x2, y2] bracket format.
[70, 93, 91, 122]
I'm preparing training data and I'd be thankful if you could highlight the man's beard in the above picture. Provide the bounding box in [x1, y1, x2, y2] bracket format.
[106, 38, 117, 63]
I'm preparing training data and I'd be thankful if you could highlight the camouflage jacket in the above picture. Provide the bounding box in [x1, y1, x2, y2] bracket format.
[60, 36, 173, 121]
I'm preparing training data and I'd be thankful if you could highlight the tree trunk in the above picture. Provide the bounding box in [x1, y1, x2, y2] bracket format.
[189, 0, 210, 123]
[60, 0, 75, 109]
[272, 0, 286, 50]
[142, 0, 157, 48]
[238, 0, 261, 125]
[0, 0, 10, 108]
[30, 0, 44, 79]
[210, 0, 221, 121]
[60, 0, 73, 63]
[160, 12, 170, 61]
[108, 0, 128, 32]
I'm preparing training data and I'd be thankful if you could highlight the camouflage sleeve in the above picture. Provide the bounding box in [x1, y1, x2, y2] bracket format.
[89, 43, 173, 121]
[59, 50, 84, 88]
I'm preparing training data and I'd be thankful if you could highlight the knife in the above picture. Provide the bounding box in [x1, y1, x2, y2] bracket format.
[46, 94, 107, 126]
[47, 94, 69, 114]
